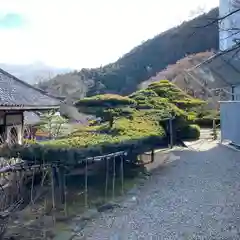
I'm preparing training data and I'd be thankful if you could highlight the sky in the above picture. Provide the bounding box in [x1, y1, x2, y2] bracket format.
[0, 0, 218, 69]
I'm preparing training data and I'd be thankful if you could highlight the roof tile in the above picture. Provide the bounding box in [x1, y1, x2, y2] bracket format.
[0, 69, 60, 108]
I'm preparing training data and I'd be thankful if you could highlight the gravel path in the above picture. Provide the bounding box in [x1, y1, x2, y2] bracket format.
[80, 141, 240, 239]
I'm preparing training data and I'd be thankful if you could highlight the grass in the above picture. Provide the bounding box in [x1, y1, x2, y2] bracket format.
[52, 166, 145, 238]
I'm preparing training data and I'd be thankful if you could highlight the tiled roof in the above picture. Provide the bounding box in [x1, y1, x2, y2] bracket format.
[0, 68, 60, 110]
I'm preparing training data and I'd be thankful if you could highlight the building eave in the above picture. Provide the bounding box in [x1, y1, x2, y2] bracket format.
[219, 101, 240, 103]
[0, 105, 60, 111]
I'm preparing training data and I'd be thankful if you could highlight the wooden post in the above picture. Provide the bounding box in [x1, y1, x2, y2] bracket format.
[63, 172, 67, 217]
[112, 157, 116, 201]
[232, 85, 235, 101]
[30, 168, 36, 204]
[151, 149, 155, 163]
[51, 167, 56, 211]
[84, 159, 88, 209]
[105, 158, 109, 200]
[58, 166, 65, 204]
[169, 118, 173, 149]
[120, 155, 124, 195]
[51, 167, 56, 225]
[212, 118, 217, 140]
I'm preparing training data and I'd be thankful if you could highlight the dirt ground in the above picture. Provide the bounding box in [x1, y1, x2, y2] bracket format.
[77, 140, 240, 239]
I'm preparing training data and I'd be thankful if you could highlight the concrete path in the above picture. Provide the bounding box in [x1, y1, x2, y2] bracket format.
[77, 140, 240, 239]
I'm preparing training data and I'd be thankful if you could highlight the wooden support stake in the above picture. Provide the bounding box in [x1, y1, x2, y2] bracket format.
[120, 155, 124, 195]
[105, 158, 109, 201]
[151, 149, 155, 163]
[112, 157, 116, 201]
[58, 166, 65, 204]
[169, 118, 173, 149]
[51, 167, 56, 209]
[212, 118, 217, 140]
[63, 172, 67, 217]
[84, 159, 88, 209]
[51, 167, 56, 224]
[30, 168, 36, 204]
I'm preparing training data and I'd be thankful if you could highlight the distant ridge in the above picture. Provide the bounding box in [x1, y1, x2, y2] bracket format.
[37, 8, 219, 101]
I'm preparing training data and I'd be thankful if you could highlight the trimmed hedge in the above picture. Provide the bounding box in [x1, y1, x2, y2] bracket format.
[75, 94, 136, 108]
[194, 118, 220, 128]
[2, 80, 207, 165]
[178, 124, 201, 140]
[0, 135, 167, 164]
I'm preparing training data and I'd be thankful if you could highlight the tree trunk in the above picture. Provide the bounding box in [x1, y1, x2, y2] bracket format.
[109, 117, 114, 128]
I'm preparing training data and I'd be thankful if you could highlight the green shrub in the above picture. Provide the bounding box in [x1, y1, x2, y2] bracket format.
[178, 124, 200, 140]
[147, 80, 205, 109]
[23, 139, 37, 145]
[75, 94, 136, 108]
[159, 79, 170, 84]
[193, 109, 220, 127]
[129, 89, 158, 99]
[75, 94, 136, 128]
[194, 119, 220, 128]
[2, 81, 207, 163]
[0, 135, 167, 163]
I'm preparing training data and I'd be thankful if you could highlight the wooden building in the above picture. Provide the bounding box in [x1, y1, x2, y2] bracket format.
[0, 68, 60, 145]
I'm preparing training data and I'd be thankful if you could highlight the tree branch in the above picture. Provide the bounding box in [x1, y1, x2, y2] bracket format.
[196, 8, 240, 29]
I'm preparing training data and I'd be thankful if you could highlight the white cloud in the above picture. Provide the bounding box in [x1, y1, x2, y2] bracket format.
[0, 0, 218, 69]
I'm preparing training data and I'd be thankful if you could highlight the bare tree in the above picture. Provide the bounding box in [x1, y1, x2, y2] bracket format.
[34, 71, 54, 86]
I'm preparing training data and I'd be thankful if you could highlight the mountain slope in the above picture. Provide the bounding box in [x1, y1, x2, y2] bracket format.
[38, 8, 219, 100]
[140, 51, 231, 109]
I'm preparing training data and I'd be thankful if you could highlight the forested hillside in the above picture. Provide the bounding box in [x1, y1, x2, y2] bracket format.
[38, 8, 219, 100]
[140, 51, 229, 108]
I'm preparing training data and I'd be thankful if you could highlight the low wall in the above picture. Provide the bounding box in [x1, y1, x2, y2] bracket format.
[220, 101, 240, 145]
